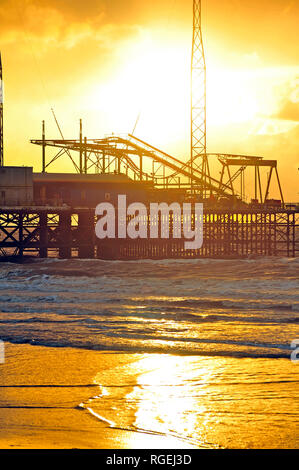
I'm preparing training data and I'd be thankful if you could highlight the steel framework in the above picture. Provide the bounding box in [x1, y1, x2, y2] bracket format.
[0, 207, 297, 259]
[31, 132, 285, 205]
[191, 0, 208, 194]
[28, 0, 286, 206]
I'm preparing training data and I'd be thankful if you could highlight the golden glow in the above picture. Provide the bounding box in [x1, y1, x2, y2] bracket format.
[207, 67, 260, 126]
[117, 354, 299, 449]
[1, 1, 298, 199]
[87, 353, 299, 448]
[85, 36, 189, 147]
[124, 355, 213, 449]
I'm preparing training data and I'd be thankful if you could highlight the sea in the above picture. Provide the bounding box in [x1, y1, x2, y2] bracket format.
[0, 257, 298, 448]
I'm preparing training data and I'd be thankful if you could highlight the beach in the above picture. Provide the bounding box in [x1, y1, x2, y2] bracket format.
[0, 257, 298, 448]
[0, 342, 182, 448]
[0, 343, 198, 449]
[1, 341, 298, 449]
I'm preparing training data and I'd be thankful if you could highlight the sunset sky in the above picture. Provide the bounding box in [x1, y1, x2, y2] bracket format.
[1, 0, 298, 200]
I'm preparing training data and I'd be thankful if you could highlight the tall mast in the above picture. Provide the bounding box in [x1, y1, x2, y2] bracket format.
[191, 0, 207, 193]
[0, 53, 3, 166]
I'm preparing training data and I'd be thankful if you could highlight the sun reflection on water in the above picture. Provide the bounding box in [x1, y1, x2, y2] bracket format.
[88, 353, 298, 449]
[125, 354, 217, 449]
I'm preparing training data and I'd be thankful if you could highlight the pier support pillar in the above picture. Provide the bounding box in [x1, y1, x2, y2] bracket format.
[96, 239, 120, 260]
[58, 212, 72, 259]
[39, 212, 48, 258]
[78, 212, 95, 259]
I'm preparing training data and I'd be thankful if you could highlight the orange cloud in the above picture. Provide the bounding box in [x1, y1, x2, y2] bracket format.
[276, 101, 299, 122]
[0, 0, 144, 51]
[1, 0, 298, 200]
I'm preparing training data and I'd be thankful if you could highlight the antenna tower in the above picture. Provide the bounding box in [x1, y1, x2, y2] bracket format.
[191, 0, 207, 194]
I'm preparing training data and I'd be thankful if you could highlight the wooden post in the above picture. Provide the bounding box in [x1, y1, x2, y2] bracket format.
[84, 137, 87, 174]
[58, 211, 72, 258]
[18, 212, 23, 257]
[78, 211, 95, 259]
[39, 212, 48, 258]
[42, 120, 46, 172]
[79, 119, 83, 174]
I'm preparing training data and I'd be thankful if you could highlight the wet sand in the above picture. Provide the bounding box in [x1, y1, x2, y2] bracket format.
[0, 342, 195, 449]
[0, 342, 298, 449]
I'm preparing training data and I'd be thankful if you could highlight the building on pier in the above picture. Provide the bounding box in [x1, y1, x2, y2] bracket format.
[0, 166, 33, 206]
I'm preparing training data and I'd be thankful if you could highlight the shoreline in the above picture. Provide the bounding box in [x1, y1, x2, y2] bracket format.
[0, 342, 196, 449]
[0, 341, 298, 449]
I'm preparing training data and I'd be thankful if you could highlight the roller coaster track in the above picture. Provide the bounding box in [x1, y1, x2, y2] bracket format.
[31, 135, 236, 198]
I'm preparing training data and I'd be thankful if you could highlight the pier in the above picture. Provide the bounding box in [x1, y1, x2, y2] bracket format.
[0, 206, 297, 260]
[0, 2, 298, 262]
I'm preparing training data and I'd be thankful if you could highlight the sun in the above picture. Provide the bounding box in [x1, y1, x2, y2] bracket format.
[206, 66, 260, 127]
[84, 33, 262, 153]
[85, 35, 190, 148]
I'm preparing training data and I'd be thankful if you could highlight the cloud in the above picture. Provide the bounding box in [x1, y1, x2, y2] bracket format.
[247, 124, 299, 200]
[214, 122, 299, 200]
[283, 1, 296, 16]
[0, 0, 100, 46]
[270, 77, 299, 122]
[276, 100, 299, 122]
[0, 0, 142, 50]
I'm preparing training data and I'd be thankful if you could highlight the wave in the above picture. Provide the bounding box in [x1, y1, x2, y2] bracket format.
[0, 336, 293, 359]
[0, 298, 298, 316]
[0, 257, 298, 360]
